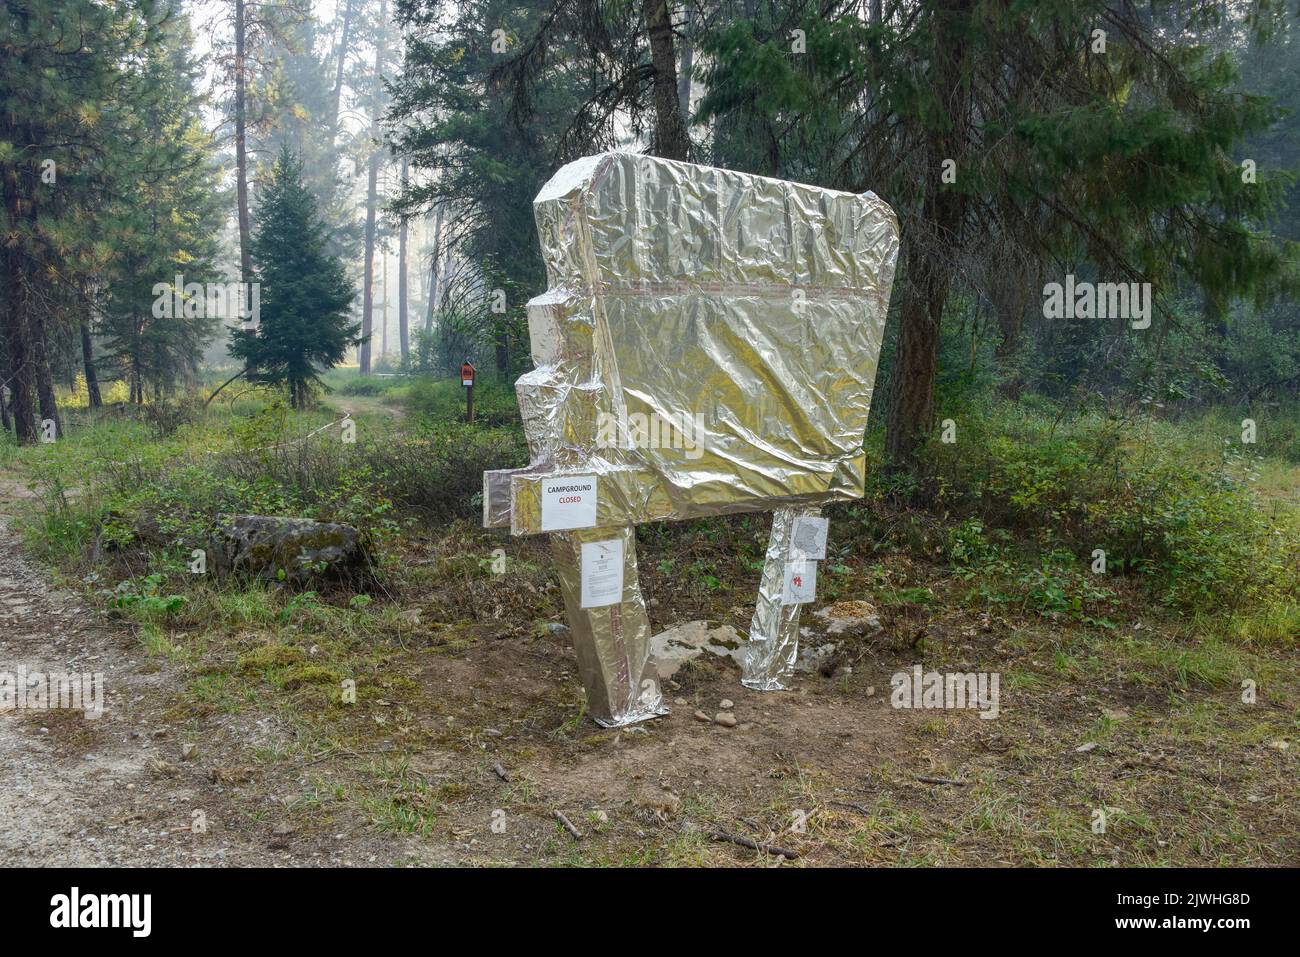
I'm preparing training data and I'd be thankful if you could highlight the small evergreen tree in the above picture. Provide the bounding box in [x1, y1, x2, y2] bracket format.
[230, 145, 360, 408]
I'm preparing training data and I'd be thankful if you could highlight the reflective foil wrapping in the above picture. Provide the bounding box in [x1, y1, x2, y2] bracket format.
[485, 151, 900, 535]
[741, 506, 819, 691]
[484, 151, 898, 720]
[549, 526, 666, 727]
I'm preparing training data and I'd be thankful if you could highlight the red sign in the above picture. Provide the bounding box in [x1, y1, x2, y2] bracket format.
[460, 362, 475, 386]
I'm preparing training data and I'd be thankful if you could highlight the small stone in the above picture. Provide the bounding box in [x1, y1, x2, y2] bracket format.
[1102, 708, 1129, 722]
[180, 743, 199, 761]
[693, 710, 711, 723]
[674, 697, 688, 706]
[713, 712, 738, 728]
[865, 686, 876, 697]
[1075, 742, 1098, 753]
[151, 729, 168, 739]
[146, 757, 178, 778]
[272, 824, 295, 838]
[1269, 740, 1290, 751]
[719, 699, 734, 710]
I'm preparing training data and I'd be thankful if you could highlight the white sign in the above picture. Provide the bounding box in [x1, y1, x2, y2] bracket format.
[782, 561, 816, 604]
[541, 475, 598, 531]
[790, 515, 828, 560]
[580, 538, 624, 608]
[463, 378, 473, 386]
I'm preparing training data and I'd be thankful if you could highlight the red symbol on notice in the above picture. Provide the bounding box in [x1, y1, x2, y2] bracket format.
[792, 575, 803, 587]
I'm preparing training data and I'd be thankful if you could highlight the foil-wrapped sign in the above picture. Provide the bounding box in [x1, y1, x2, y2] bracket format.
[484, 151, 900, 722]
[484, 151, 900, 536]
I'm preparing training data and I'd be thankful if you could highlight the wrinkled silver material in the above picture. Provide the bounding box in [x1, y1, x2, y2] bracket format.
[485, 151, 898, 719]
[741, 506, 820, 691]
[549, 526, 666, 726]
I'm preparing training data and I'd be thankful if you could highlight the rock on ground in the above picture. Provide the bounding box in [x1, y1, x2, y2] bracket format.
[208, 514, 372, 585]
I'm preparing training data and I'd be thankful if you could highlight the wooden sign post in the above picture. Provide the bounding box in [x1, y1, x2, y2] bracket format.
[461, 360, 475, 423]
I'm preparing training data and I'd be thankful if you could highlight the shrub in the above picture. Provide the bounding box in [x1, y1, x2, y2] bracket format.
[360, 421, 528, 521]
[333, 376, 391, 397]
[403, 377, 521, 427]
[923, 402, 1300, 612]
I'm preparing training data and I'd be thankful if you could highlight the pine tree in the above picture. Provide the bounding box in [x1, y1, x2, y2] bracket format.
[696, 0, 1299, 471]
[229, 145, 359, 408]
[2, 0, 146, 437]
[388, 0, 605, 378]
[96, 4, 225, 402]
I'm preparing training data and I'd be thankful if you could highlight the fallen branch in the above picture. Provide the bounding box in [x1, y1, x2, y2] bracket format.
[707, 830, 799, 860]
[829, 800, 872, 815]
[916, 776, 967, 786]
[203, 369, 246, 408]
[553, 810, 583, 840]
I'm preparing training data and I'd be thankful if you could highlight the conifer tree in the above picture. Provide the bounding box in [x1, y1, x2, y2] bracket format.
[229, 145, 359, 408]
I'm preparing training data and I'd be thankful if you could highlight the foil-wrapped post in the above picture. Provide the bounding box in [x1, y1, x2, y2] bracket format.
[550, 526, 666, 726]
[741, 507, 823, 691]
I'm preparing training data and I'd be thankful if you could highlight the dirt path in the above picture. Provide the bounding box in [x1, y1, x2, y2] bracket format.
[321, 391, 406, 421]
[0, 480, 435, 867]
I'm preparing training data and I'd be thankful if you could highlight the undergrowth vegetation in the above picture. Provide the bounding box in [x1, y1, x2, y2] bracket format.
[2, 375, 1296, 646]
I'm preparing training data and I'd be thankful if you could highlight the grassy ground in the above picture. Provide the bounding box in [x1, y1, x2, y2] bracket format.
[1, 375, 1296, 866]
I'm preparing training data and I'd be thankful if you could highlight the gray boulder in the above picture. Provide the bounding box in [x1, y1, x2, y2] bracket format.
[209, 515, 372, 585]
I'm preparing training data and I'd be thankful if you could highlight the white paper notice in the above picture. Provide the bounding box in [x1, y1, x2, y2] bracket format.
[782, 561, 817, 604]
[540, 475, 598, 531]
[790, 515, 829, 561]
[581, 538, 624, 608]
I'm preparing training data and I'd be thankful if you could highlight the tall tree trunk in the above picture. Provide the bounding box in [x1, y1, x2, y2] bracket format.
[0, 368, 11, 434]
[884, 0, 972, 471]
[359, 0, 387, 375]
[424, 204, 443, 334]
[494, 326, 508, 379]
[360, 148, 379, 374]
[0, 345, 11, 434]
[1, 256, 39, 443]
[677, 3, 693, 118]
[29, 300, 61, 439]
[80, 320, 102, 409]
[234, 0, 252, 295]
[330, 0, 356, 143]
[398, 159, 409, 364]
[642, 0, 689, 160]
[381, 249, 389, 359]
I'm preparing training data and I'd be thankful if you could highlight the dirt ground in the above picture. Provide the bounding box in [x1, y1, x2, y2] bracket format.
[0, 484, 445, 866]
[1, 471, 1296, 867]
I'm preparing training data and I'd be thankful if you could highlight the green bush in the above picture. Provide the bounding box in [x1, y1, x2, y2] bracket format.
[403, 377, 521, 427]
[361, 421, 528, 520]
[923, 403, 1300, 611]
[333, 376, 394, 397]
